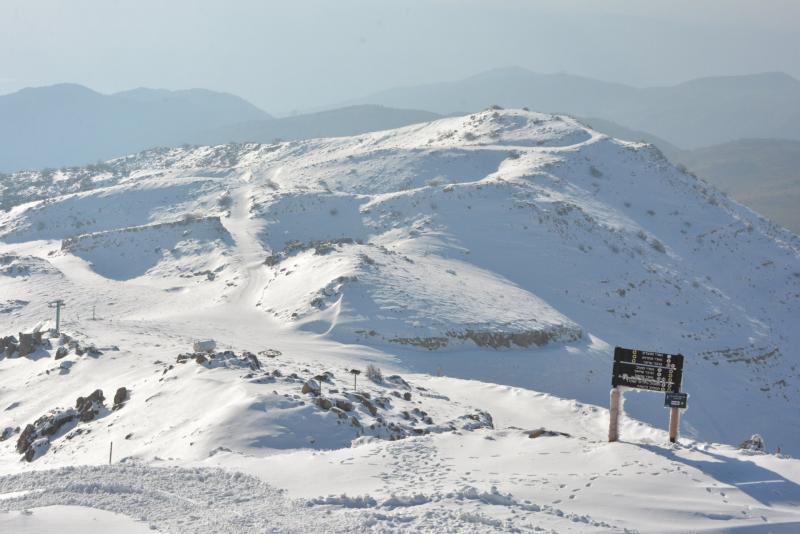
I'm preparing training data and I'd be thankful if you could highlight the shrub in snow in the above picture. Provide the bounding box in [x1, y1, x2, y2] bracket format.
[650, 239, 666, 253]
[366, 364, 383, 383]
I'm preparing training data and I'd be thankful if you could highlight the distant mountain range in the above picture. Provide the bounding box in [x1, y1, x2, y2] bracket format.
[0, 84, 270, 171]
[191, 105, 441, 146]
[676, 139, 800, 233]
[1, 73, 799, 232]
[346, 67, 800, 149]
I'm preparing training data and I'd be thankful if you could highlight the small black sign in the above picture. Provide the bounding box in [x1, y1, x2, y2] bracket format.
[665, 392, 688, 409]
[612, 347, 684, 393]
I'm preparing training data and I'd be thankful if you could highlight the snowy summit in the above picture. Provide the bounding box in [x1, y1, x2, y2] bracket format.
[1, 109, 799, 532]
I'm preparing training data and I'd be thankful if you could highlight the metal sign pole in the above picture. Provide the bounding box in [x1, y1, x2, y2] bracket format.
[48, 300, 65, 333]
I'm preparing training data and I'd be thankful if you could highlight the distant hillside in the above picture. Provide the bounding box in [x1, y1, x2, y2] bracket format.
[347, 68, 800, 148]
[577, 117, 681, 157]
[675, 139, 800, 233]
[194, 105, 442, 145]
[0, 84, 270, 171]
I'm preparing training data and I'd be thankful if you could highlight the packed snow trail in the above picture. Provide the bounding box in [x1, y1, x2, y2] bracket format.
[0, 465, 619, 533]
[221, 171, 272, 309]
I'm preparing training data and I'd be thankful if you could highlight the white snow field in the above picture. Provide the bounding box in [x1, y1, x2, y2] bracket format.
[0, 109, 798, 532]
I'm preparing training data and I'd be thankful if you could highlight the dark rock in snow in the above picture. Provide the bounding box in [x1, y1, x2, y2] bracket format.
[525, 428, 571, 439]
[459, 411, 494, 430]
[24, 438, 50, 462]
[75, 389, 105, 422]
[302, 379, 321, 396]
[243, 351, 261, 370]
[385, 375, 412, 390]
[352, 393, 378, 416]
[335, 399, 354, 412]
[0, 426, 18, 442]
[55, 346, 69, 360]
[18, 332, 34, 356]
[16, 425, 35, 454]
[738, 434, 766, 452]
[16, 409, 78, 461]
[113, 387, 129, 410]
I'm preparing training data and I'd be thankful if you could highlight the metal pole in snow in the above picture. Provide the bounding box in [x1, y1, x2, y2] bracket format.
[49, 300, 65, 333]
[109, 441, 113, 465]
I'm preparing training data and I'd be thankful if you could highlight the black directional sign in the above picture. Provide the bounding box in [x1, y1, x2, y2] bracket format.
[664, 392, 688, 409]
[612, 347, 683, 393]
[613, 347, 683, 370]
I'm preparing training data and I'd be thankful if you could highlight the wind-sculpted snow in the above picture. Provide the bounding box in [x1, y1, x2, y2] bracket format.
[61, 216, 233, 280]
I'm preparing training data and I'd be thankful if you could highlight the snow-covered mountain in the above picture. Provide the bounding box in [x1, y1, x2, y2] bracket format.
[347, 68, 800, 148]
[1, 109, 798, 532]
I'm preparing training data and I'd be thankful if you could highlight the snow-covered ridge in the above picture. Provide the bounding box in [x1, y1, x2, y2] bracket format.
[1, 108, 798, 450]
[1, 108, 799, 532]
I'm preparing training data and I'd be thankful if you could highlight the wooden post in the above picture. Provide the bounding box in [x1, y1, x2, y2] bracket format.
[668, 407, 680, 443]
[609, 387, 621, 442]
[109, 441, 113, 465]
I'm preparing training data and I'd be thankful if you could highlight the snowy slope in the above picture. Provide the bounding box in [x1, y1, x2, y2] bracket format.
[0, 109, 798, 532]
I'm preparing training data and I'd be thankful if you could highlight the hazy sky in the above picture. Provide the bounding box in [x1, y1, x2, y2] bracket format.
[2, 0, 799, 114]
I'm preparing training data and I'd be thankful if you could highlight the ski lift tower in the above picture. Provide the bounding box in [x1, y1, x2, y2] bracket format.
[48, 299, 66, 334]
